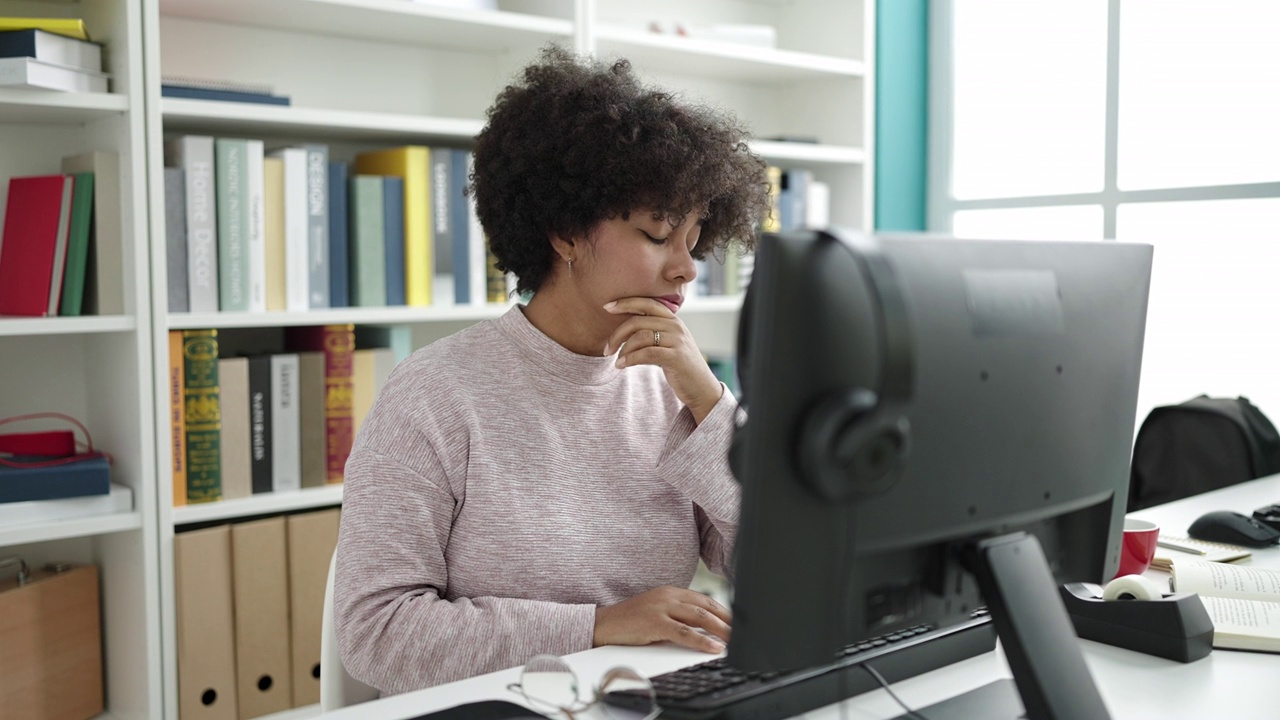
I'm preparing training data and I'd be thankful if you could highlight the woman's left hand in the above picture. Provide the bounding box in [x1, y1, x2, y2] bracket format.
[604, 298, 724, 424]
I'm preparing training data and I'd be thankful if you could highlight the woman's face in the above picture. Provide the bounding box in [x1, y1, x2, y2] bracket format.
[575, 209, 703, 314]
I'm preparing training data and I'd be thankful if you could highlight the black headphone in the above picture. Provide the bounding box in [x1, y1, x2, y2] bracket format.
[797, 229, 914, 503]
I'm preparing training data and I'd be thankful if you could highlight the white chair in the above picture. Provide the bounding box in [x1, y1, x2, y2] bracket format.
[321, 552, 381, 711]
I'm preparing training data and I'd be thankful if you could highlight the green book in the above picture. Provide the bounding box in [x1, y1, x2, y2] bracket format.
[215, 138, 250, 311]
[58, 172, 94, 316]
[183, 329, 222, 503]
[349, 175, 386, 307]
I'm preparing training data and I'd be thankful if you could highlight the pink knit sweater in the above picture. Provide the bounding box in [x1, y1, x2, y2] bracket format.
[334, 305, 741, 694]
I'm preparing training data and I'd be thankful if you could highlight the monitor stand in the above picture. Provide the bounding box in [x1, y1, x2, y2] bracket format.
[893, 532, 1112, 720]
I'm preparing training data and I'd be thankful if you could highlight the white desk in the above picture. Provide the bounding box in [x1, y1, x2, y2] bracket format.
[322, 475, 1280, 720]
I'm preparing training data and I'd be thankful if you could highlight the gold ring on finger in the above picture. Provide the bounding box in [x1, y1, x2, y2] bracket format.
[653, 330, 661, 347]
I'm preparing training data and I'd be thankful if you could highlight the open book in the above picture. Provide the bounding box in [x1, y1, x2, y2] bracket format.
[1171, 558, 1280, 652]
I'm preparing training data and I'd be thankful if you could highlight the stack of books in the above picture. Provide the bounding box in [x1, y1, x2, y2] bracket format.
[0, 17, 110, 92]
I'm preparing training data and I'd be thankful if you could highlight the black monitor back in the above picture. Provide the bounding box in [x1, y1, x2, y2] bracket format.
[728, 230, 1152, 672]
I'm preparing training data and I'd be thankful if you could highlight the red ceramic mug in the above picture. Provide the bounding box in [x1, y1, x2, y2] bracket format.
[1116, 518, 1160, 578]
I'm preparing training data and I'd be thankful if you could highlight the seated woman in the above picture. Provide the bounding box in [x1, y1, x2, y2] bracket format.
[334, 45, 770, 694]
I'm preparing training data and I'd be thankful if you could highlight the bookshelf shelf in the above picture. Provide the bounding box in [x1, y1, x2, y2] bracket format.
[0, 511, 143, 548]
[0, 315, 137, 337]
[172, 484, 344, 526]
[750, 141, 867, 166]
[162, 99, 485, 143]
[167, 303, 513, 329]
[594, 27, 866, 82]
[0, 89, 129, 124]
[160, 0, 572, 51]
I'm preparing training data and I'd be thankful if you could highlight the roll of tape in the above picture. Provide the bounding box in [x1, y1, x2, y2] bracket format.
[1102, 574, 1165, 601]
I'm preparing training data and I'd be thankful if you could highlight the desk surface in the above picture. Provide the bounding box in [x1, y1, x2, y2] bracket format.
[323, 475, 1280, 720]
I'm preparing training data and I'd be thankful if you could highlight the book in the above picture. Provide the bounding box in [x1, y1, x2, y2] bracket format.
[218, 356, 251, 500]
[62, 151, 124, 315]
[1151, 534, 1252, 571]
[183, 329, 221, 503]
[1171, 558, 1280, 652]
[0, 454, 110, 503]
[215, 138, 250, 311]
[327, 162, 350, 308]
[57, 171, 93, 316]
[0, 28, 101, 71]
[383, 176, 406, 306]
[168, 330, 187, 506]
[287, 325, 355, 484]
[247, 355, 274, 494]
[160, 84, 290, 105]
[271, 147, 309, 311]
[464, 152, 487, 306]
[0, 174, 73, 317]
[245, 139, 266, 312]
[0, 18, 89, 40]
[0, 56, 108, 92]
[449, 149, 472, 305]
[354, 146, 431, 305]
[270, 354, 301, 492]
[164, 167, 189, 313]
[297, 351, 327, 488]
[304, 144, 330, 309]
[349, 175, 386, 307]
[0, 482, 131, 525]
[430, 147, 454, 306]
[263, 156, 286, 311]
[166, 136, 219, 313]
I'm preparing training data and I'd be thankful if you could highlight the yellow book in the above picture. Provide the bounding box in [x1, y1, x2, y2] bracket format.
[263, 156, 287, 311]
[354, 146, 432, 305]
[0, 17, 89, 40]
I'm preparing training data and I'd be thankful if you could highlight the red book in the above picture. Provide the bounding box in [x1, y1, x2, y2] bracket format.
[0, 175, 74, 317]
[286, 325, 355, 484]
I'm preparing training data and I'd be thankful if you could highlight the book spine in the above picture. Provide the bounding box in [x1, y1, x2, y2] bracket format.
[297, 352, 327, 488]
[248, 355, 274, 494]
[327, 162, 349, 308]
[245, 140, 266, 312]
[183, 329, 221, 503]
[485, 245, 507, 304]
[322, 326, 355, 484]
[449, 150, 471, 305]
[218, 357, 252, 500]
[350, 176, 385, 307]
[172, 137, 219, 313]
[430, 147, 454, 307]
[382, 176, 405, 306]
[0, 175, 68, 317]
[169, 331, 187, 506]
[465, 153, 486, 306]
[305, 144, 330, 309]
[271, 354, 301, 492]
[62, 151, 123, 315]
[164, 167, 190, 313]
[263, 157, 286, 311]
[279, 148, 309, 312]
[160, 86, 290, 105]
[46, 176, 74, 316]
[58, 171, 94, 316]
[215, 138, 249, 311]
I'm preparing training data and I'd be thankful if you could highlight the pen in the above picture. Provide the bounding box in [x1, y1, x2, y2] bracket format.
[1156, 538, 1208, 555]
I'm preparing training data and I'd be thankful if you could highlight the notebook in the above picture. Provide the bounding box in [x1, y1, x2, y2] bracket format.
[1151, 534, 1252, 571]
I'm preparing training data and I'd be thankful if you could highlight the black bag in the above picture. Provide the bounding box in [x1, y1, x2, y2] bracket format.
[1128, 395, 1280, 512]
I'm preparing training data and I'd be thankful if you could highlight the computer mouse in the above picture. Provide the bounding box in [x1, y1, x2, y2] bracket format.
[1188, 510, 1280, 548]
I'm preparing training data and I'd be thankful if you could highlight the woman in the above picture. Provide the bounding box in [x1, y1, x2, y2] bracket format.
[335, 45, 770, 694]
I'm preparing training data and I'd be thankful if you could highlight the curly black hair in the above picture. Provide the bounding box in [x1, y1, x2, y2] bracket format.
[471, 45, 771, 296]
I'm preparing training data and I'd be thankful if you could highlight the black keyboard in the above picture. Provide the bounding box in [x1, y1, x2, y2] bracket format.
[604, 614, 996, 720]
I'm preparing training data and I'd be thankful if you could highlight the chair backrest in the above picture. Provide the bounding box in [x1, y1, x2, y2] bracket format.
[321, 551, 380, 711]
[1129, 395, 1280, 511]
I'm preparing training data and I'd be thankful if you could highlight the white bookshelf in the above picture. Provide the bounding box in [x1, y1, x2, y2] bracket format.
[12, 1, 882, 717]
[172, 485, 344, 526]
[0, 0, 161, 717]
[0, 316, 136, 336]
[0, 511, 143, 547]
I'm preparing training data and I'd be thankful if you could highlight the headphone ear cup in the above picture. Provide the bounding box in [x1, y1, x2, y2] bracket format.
[799, 390, 910, 502]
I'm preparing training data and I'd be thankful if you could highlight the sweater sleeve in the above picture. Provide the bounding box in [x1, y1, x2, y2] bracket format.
[335, 403, 596, 694]
[655, 385, 742, 577]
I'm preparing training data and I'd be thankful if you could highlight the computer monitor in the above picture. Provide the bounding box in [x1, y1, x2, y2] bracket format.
[727, 229, 1152, 719]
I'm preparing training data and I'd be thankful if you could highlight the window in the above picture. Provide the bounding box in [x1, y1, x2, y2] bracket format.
[930, 0, 1280, 426]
